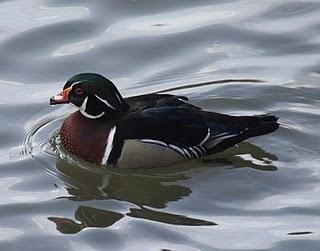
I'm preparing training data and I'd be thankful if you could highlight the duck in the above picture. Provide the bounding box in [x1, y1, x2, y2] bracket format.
[50, 73, 279, 169]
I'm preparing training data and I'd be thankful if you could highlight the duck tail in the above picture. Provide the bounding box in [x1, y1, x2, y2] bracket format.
[247, 114, 279, 137]
[203, 114, 279, 155]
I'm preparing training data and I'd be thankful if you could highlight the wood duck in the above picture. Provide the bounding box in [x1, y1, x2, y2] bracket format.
[50, 73, 279, 168]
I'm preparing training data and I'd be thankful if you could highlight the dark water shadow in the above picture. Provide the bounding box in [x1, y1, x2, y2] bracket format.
[48, 141, 278, 234]
[55, 159, 192, 207]
[202, 141, 278, 171]
[48, 206, 124, 234]
[287, 231, 314, 236]
[127, 206, 216, 226]
[49, 159, 216, 234]
[154, 78, 264, 94]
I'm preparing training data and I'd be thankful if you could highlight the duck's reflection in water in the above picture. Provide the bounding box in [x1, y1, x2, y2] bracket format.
[205, 141, 278, 171]
[48, 141, 277, 234]
[48, 206, 124, 234]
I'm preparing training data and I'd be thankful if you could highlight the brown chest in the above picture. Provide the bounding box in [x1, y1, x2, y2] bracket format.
[60, 111, 111, 164]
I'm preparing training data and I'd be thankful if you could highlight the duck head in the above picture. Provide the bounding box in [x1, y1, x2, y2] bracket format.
[50, 73, 129, 119]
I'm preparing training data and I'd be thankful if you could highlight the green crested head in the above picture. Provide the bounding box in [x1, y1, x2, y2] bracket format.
[50, 73, 129, 119]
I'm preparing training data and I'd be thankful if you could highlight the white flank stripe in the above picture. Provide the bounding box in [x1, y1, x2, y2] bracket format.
[189, 147, 199, 158]
[214, 134, 238, 144]
[140, 139, 167, 147]
[168, 144, 186, 158]
[116, 93, 123, 104]
[194, 146, 204, 157]
[101, 126, 117, 165]
[80, 97, 105, 119]
[207, 133, 239, 148]
[178, 98, 188, 103]
[200, 127, 210, 145]
[213, 132, 230, 139]
[95, 94, 115, 110]
[182, 148, 192, 158]
[199, 145, 206, 152]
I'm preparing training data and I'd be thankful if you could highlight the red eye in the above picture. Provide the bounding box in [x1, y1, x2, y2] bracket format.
[74, 88, 84, 95]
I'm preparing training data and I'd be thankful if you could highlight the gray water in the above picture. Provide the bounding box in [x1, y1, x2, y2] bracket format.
[1, 0, 320, 250]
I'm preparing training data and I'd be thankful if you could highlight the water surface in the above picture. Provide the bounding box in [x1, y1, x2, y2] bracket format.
[0, 0, 320, 250]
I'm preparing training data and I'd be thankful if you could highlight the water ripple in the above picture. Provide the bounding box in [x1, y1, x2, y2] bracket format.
[1, 0, 320, 250]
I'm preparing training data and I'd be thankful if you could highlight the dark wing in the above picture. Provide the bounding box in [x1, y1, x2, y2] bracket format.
[125, 93, 200, 112]
[108, 106, 279, 164]
[119, 106, 209, 146]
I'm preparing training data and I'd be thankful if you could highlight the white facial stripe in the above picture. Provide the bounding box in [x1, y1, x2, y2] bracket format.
[101, 126, 117, 165]
[80, 109, 105, 119]
[73, 80, 84, 85]
[68, 81, 82, 90]
[79, 97, 105, 119]
[95, 95, 115, 110]
[80, 96, 88, 110]
[80, 110, 105, 119]
[71, 81, 81, 88]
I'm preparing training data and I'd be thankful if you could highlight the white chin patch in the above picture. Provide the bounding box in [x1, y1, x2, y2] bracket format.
[79, 97, 105, 119]
[95, 94, 115, 110]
